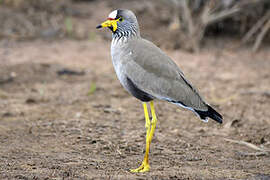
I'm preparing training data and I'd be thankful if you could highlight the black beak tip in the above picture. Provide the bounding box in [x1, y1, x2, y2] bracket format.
[96, 25, 102, 29]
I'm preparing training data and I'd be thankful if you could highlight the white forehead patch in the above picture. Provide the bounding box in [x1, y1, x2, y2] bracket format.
[108, 10, 118, 19]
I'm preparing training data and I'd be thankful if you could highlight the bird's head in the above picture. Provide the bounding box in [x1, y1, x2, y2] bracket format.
[96, 9, 139, 35]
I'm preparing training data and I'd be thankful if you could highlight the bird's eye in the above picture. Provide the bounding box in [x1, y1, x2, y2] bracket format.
[119, 17, 123, 22]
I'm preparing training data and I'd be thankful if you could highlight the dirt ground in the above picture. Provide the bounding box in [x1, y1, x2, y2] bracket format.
[0, 38, 270, 179]
[0, 1, 270, 179]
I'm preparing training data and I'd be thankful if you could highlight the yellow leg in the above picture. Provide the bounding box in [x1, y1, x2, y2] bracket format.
[130, 101, 157, 173]
[149, 101, 157, 144]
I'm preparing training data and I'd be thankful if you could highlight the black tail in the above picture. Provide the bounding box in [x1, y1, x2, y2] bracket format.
[195, 105, 223, 124]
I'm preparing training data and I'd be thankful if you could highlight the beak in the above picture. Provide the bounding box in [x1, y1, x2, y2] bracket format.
[96, 19, 119, 32]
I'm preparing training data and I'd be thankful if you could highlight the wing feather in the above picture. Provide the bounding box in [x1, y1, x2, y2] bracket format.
[124, 38, 207, 111]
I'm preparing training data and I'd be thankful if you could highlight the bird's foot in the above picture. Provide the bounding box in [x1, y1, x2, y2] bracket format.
[130, 161, 150, 173]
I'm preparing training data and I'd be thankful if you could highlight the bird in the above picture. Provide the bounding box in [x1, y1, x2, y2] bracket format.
[96, 9, 223, 173]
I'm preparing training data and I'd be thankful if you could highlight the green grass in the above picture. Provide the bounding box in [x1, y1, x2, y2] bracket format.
[65, 17, 73, 37]
[88, 82, 96, 95]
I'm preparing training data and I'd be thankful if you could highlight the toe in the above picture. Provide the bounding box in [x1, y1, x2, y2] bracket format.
[130, 163, 150, 173]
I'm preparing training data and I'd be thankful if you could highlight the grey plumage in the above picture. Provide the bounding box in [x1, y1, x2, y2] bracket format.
[107, 9, 222, 123]
[96, 10, 222, 172]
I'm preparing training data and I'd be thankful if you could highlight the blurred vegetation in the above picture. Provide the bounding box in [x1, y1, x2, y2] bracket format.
[0, 0, 269, 52]
[162, 0, 270, 52]
[0, 0, 91, 40]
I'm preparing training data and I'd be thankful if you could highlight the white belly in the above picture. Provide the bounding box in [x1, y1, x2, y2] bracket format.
[111, 42, 128, 88]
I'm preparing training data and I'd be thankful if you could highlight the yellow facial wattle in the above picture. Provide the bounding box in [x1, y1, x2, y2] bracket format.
[97, 19, 120, 32]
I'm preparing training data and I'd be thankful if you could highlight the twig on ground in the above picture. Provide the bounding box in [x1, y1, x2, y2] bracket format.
[240, 90, 270, 98]
[224, 138, 270, 152]
[237, 151, 269, 156]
